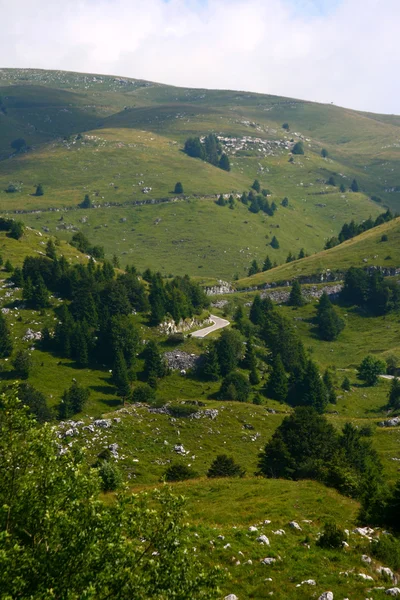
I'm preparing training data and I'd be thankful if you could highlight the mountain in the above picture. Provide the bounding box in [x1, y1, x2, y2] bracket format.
[0, 68, 399, 279]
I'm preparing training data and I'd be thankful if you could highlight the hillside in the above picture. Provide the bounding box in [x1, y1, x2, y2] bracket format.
[237, 216, 400, 288]
[1, 68, 399, 278]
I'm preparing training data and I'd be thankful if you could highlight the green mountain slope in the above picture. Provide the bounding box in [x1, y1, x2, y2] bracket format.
[0, 67, 399, 279]
[238, 216, 400, 287]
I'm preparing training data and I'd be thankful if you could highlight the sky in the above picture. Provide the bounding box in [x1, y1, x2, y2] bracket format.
[1, 0, 399, 114]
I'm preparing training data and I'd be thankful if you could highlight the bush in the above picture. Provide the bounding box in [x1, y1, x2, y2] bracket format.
[357, 355, 386, 386]
[317, 521, 345, 549]
[98, 460, 123, 492]
[281, 197, 289, 207]
[291, 141, 304, 155]
[132, 383, 156, 404]
[164, 463, 197, 482]
[381, 234, 388, 242]
[12, 350, 32, 379]
[168, 404, 198, 418]
[219, 371, 251, 402]
[371, 534, 400, 572]
[166, 333, 185, 345]
[207, 454, 245, 478]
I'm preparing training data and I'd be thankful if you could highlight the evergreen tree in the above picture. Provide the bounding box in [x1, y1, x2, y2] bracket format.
[174, 182, 183, 194]
[4, 259, 13, 273]
[112, 254, 120, 268]
[291, 141, 304, 155]
[340, 183, 346, 193]
[79, 194, 92, 208]
[321, 148, 328, 158]
[243, 338, 257, 370]
[219, 371, 251, 402]
[270, 236, 279, 249]
[341, 376, 351, 391]
[316, 292, 345, 341]
[389, 377, 400, 409]
[207, 454, 245, 478]
[202, 343, 220, 381]
[216, 194, 226, 206]
[35, 183, 44, 196]
[267, 354, 288, 402]
[249, 366, 260, 385]
[288, 280, 305, 307]
[281, 197, 289, 207]
[143, 340, 165, 385]
[240, 192, 248, 205]
[248, 259, 260, 276]
[0, 312, 13, 357]
[327, 176, 336, 186]
[9, 221, 24, 240]
[323, 369, 337, 404]
[249, 294, 263, 325]
[228, 195, 235, 209]
[32, 275, 51, 309]
[74, 325, 89, 368]
[112, 350, 131, 399]
[251, 179, 261, 192]
[183, 136, 204, 159]
[45, 239, 57, 260]
[263, 255, 272, 272]
[12, 350, 32, 380]
[298, 248, 305, 259]
[350, 179, 359, 192]
[289, 360, 328, 413]
[60, 381, 90, 418]
[218, 153, 230, 171]
[215, 328, 243, 376]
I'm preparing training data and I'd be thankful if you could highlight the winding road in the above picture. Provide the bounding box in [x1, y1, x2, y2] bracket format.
[191, 314, 230, 338]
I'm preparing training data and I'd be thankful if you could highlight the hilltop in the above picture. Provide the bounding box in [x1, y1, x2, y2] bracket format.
[0, 68, 399, 278]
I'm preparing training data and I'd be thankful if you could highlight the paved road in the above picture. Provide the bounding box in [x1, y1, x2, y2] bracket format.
[191, 314, 230, 338]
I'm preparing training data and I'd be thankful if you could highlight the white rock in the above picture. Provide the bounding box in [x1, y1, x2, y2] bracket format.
[386, 589, 400, 596]
[362, 555, 372, 564]
[342, 541, 349, 548]
[224, 595, 238, 600]
[272, 529, 286, 535]
[261, 558, 276, 565]
[257, 535, 270, 545]
[358, 573, 374, 581]
[354, 527, 374, 537]
[377, 567, 397, 582]
[248, 526, 258, 532]
[223, 543, 231, 549]
[318, 593, 333, 600]
[289, 521, 302, 531]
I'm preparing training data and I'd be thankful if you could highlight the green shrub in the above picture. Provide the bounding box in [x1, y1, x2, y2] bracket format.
[207, 454, 245, 478]
[166, 333, 185, 345]
[371, 534, 400, 571]
[317, 521, 345, 549]
[132, 383, 156, 404]
[98, 461, 123, 492]
[168, 404, 198, 418]
[164, 463, 197, 482]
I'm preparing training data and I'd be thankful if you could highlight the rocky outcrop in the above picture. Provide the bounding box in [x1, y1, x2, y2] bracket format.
[159, 316, 212, 335]
[205, 280, 234, 296]
[163, 351, 201, 371]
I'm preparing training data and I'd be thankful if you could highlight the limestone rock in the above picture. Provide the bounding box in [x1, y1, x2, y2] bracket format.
[257, 535, 270, 545]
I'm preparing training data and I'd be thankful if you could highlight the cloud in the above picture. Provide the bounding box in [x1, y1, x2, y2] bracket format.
[1, 0, 399, 113]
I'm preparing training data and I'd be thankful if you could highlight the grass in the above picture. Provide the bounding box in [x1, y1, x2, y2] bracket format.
[237, 216, 400, 288]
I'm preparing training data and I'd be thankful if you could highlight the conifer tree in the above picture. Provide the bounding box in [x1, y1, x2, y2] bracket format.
[341, 376, 351, 391]
[270, 235, 279, 249]
[12, 350, 32, 379]
[248, 259, 260, 276]
[263, 255, 272, 271]
[249, 366, 260, 385]
[350, 179, 359, 192]
[216, 194, 226, 206]
[288, 280, 305, 307]
[249, 294, 263, 325]
[316, 292, 344, 341]
[45, 240, 57, 260]
[251, 179, 261, 192]
[32, 275, 50, 309]
[243, 338, 257, 371]
[203, 343, 220, 381]
[215, 328, 243, 376]
[0, 312, 13, 357]
[389, 377, 400, 409]
[219, 153, 230, 171]
[35, 183, 44, 196]
[298, 248, 305, 259]
[323, 369, 337, 404]
[267, 354, 288, 402]
[143, 340, 165, 385]
[112, 350, 131, 399]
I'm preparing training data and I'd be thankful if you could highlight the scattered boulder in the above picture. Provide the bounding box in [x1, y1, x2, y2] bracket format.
[173, 444, 188, 455]
[379, 417, 400, 428]
[362, 555, 372, 564]
[93, 419, 112, 429]
[272, 529, 286, 535]
[358, 573, 374, 581]
[318, 593, 333, 600]
[386, 589, 400, 597]
[289, 521, 302, 531]
[224, 595, 238, 600]
[377, 567, 397, 582]
[256, 535, 270, 545]
[261, 558, 276, 565]
[248, 526, 258, 533]
[296, 580, 316, 587]
[163, 351, 201, 371]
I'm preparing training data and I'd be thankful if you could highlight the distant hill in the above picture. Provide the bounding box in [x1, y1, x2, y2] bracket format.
[0, 68, 399, 278]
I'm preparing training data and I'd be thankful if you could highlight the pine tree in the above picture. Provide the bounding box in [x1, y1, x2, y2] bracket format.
[350, 179, 359, 192]
[219, 153, 230, 171]
[32, 275, 50, 309]
[0, 312, 13, 357]
[249, 294, 263, 325]
[61, 381, 90, 416]
[323, 369, 337, 404]
[112, 350, 131, 399]
[341, 376, 351, 391]
[45, 239, 56, 260]
[251, 179, 261, 192]
[174, 182, 184, 194]
[79, 194, 92, 208]
[270, 236, 279, 249]
[12, 350, 32, 379]
[263, 255, 272, 272]
[249, 366, 260, 385]
[267, 354, 288, 402]
[143, 340, 165, 385]
[216, 328, 243, 376]
[288, 280, 305, 307]
[298, 248, 305, 259]
[216, 194, 226, 206]
[316, 292, 344, 341]
[389, 377, 400, 409]
[248, 259, 260, 276]
[243, 338, 257, 370]
[228, 195, 235, 209]
[35, 183, 44, 196]
[203, 343, 220, 381]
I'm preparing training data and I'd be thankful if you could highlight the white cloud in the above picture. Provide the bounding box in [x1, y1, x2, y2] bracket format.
[1, 0, 399, 113]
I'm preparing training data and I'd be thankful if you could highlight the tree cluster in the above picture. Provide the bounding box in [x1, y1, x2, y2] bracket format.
[184, 134, 230, 171]
[148, 271, 209, 325]
[325, 210, 394, 249]
[341, 267, 400, 315]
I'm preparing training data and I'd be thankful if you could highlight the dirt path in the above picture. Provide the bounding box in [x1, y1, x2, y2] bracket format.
[191, 314, 230, 338]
